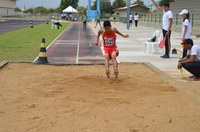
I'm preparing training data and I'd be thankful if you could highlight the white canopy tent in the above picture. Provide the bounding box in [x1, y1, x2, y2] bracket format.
[62, 6, 78, 13]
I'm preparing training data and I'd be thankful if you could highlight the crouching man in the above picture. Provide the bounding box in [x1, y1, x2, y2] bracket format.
[177, 38, 200, 81]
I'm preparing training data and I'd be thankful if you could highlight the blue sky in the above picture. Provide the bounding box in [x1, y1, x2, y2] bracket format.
[17, 0, 151, 9]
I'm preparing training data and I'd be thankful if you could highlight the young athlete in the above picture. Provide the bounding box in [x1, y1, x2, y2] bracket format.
[96, 20, 129, 79]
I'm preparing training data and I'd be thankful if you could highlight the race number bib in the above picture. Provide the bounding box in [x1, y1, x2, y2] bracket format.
[105, 38, 114, 46]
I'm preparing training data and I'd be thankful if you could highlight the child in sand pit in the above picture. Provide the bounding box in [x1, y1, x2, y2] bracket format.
[96, 20, 129, 78]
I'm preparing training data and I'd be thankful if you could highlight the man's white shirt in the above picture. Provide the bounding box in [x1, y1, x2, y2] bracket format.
[162, 10, 173, 31]
[187, 44, 200, 61]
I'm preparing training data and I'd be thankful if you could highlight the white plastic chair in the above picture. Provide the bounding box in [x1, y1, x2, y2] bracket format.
[144, 30, 163, 54]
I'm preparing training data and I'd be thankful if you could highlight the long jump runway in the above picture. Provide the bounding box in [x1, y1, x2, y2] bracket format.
[46, 23, 104, 64]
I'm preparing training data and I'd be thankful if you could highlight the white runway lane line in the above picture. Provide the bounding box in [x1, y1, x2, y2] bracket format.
[76, 24, 81, 64]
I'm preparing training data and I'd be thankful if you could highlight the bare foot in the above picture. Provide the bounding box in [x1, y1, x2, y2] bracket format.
[114, 69, 118, 79]
[106, 70, 110, 79]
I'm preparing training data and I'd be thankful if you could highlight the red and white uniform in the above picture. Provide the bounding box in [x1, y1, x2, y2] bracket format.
[102, 30, 118, 58]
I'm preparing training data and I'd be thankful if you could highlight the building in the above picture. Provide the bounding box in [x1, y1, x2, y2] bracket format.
[0, 0, 16, 16]
[114, 4, 149, 22]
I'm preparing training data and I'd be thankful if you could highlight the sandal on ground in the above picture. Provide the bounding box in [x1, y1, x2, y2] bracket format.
[106, 70, 110, 78]
[194, 77, 200, 81]
[114, 69, 118, 79]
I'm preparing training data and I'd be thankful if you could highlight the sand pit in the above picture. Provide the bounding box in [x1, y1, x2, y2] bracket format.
[0, 63, 200, 132]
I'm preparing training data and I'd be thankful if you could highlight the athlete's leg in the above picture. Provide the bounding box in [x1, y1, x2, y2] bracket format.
[104, 53, 110, 78]
[111, 51, 118, 78]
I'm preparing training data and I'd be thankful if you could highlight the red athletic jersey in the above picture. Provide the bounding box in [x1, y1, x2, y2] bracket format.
[102, 30, 117, 49]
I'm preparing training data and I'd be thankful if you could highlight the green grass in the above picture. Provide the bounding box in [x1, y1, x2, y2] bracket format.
[0, 22, 69, 62]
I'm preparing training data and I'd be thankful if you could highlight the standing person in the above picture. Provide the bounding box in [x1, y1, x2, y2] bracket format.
[96, 20, 129, 79]
[129, 13, 133, 27]
[69, 14, 72, 21]
[179, 9, 192, 58]
[51, 17, 55, 29]
[82, 14, 87, 29]
[94, 12, 102, 28]
[113, 15, 116, 24]
[54, 20, 62, 29]
[151, 0, 173, 58]
[134, 13, 139, 27]
[177, 39, 200, 81]
[30, 20, 33, 28]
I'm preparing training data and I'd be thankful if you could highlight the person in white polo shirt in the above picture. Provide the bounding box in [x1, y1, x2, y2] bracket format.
[151, 0, 173, 58]
[177, 39, 200, 81]
[134, 13, 139, 27]
[129, 13, 133, 27]
[179, 9, 192, 58]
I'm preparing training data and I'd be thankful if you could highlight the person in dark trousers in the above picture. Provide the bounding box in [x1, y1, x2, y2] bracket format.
[82, 14, 87, 30]
[177, 39, 200, 81]
[179, 9, 192, 58]
[54, 20, 62, 29]
[129, 13, 133, 27]
[94, 12, 102, 28]
[30, 20, 33, 28]
[151, 0, 173, 58]
[134, 13, 139, 27]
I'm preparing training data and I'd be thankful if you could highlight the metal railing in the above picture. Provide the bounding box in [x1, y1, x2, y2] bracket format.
[139, 13, 200, 35]
[117, 13, 200, 35]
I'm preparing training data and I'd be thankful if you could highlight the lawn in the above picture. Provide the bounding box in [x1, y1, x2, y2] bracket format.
[0, 22, 69, 62]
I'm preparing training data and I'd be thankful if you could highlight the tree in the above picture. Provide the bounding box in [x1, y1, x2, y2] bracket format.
[23, 8, 33, 14]
[47, 8, 55, 14]
[101, 0, 113, 15]
[112, 0, 126, 9]
[55, 7, 61, 13]
[91, 0, 113, 15]
[15, 7, 21, 12]
[159, 0, 174, 6]
[133, 0, 145, 6]
[33, 6, 48, 14]
[59, 0, 79, 13]
[77, 6, 87, 14]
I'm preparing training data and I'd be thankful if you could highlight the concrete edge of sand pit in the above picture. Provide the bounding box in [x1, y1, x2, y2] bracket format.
[144, 62, 173, 82]
[0, 61, 9, 69]
[0, 61, 174, 82]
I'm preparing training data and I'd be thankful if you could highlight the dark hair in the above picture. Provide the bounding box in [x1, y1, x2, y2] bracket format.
[184, 39, 194, 46]
[162, 3, 170, 8]
[183, 12, 190, 22]
[103, 20, 111, 27]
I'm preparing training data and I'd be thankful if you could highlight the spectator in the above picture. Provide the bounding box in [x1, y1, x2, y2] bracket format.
[179, 9, 192, 58]
[54, 20, 62, 29]
[51, 17, 55, 29]
[134, 13, 139, 27]
[129, 13, 133, 27]
[30, 20, 33, 28]
[94, 12, 102, 28]
[82, 14, 87, 29]
[177, 39, 200, 81]
[113, 15, 116, 24]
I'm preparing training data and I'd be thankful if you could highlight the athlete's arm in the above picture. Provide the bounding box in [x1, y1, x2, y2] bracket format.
[96, 29, 103, 46]
[115, 29, 129, 38]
